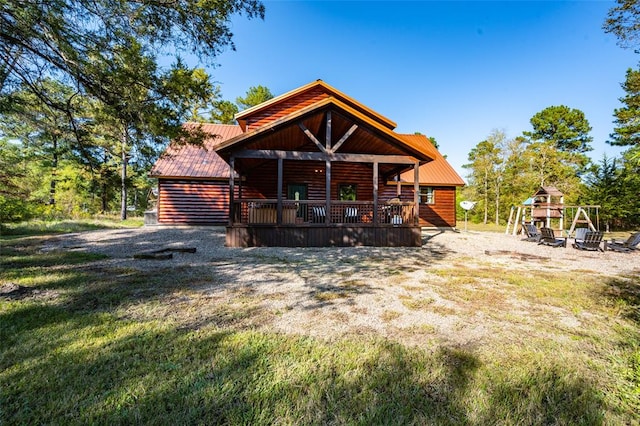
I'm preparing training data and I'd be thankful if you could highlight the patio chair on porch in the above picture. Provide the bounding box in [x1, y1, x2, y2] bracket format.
[605, 232, 640, 252]
[572, 231, 604, 252]
[522, 224, 541, 242]
[344, 207, 359, 223]
[538, 227, 567, 247]
[312, 206, 326, 223]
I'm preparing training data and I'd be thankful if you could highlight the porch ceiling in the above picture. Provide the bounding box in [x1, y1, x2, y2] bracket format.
[235, 108, 410, 157]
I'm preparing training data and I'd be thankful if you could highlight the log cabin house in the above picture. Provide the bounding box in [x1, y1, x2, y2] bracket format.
[150, 80, 464, 247]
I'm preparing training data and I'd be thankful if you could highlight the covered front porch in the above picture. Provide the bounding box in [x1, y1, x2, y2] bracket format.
[216, 95, 433, 247]
[227, 197, 420, 247]
[224, 152, 423, 247]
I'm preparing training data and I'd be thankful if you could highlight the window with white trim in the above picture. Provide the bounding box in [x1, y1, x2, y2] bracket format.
[420, 186, 434, 204]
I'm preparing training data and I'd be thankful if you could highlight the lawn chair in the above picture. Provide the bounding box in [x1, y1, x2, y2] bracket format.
[572, 231, 604, 252]
[574, 228, 589, 243]
[605, 232, 640, 252]
[538, 227, 567, 247]
[522, 224, 541, 242]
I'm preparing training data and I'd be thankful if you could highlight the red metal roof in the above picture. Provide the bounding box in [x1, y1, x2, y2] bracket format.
[150, 127, 464, 186]
[149, 123, 242, 178]
[397, 134, 465, 186]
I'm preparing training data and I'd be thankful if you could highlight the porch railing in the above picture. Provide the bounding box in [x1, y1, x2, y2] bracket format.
[231, 199, 416, 226]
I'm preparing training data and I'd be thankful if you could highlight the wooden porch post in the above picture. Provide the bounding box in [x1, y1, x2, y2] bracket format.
[325, 160, 331, 224]
[414, 161, 420, 225]
[373, 161, 379, 224]
[229, 156, 235, 225]
[325, 111, 332, 225]
[277, 157, 283, 224]
[325, 111, 332, 151]
[396, 173, 401, 197]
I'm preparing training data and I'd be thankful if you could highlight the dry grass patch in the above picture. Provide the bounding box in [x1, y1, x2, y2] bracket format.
[429, 304, 458, 316]
[399, 295, 435, 310]
[350, 306, 368, 315]
[313, 291, 349, 302]
[380, 310, 401, 322]
[402, 323, 437, 334]
[341, 279, 366, 288]
[401, 284, 426, 291]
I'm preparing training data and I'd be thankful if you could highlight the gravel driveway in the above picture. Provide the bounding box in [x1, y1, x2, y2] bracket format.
[44, 225, 637, 275]
[40, 226, 639, 349]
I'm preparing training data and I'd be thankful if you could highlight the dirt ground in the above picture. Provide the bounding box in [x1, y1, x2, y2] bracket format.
[35, 226, 639, 349]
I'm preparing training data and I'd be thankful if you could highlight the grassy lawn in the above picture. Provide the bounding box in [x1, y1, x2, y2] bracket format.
[1, 228, 639, 424]
[0, 216, 143, 238]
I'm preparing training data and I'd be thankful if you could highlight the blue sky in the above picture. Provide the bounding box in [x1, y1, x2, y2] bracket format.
[207, 0, 638, 178]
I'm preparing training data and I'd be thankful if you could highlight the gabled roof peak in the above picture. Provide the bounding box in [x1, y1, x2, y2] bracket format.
[234, 80, 397, 131]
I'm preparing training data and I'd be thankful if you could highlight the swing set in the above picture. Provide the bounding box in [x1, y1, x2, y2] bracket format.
[505, 186, 600, 237]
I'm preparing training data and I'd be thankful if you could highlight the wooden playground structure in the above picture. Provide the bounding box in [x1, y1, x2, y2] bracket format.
[505, 186, 600, 237]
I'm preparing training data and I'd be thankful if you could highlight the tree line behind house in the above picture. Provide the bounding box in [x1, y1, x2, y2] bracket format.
[461, 104, 640, 230]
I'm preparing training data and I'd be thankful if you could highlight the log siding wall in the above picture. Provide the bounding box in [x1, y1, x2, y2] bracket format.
[246, 88, 328, 131]
[158, 179, 233, 225]
[379, 185, 457, 227]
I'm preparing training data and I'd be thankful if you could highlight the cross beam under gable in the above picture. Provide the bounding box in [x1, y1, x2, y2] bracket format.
[298, 111, 358, 154]
[330, 124, 358, 153]
[298, 122, 326, 153]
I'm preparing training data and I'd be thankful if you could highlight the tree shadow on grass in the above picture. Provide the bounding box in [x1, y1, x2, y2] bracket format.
[601, 271, 640, 325]
[1, 316, 607, 425]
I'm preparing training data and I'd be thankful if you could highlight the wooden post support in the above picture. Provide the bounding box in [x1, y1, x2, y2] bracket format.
[546, 194, 551, 228]
[277, 157, 283, 224]
[413, 162, 420, 225]
[325, 111, 332, 152]
[325, 159, 331, 224]
[373, 161, 379, 224]
[229, 156, 235, 225]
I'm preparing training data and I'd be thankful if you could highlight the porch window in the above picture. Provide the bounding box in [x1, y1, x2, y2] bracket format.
[339, 184, 357, 201]
[420, 186, 434, 204]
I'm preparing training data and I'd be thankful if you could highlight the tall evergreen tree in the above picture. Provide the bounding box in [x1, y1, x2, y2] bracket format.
[236, 85, 273, 110]
[523, 105, 593, 154]
[610, 67, 640, 148]
[0, 79, 84, 206]
[463, 133, 503, 224]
